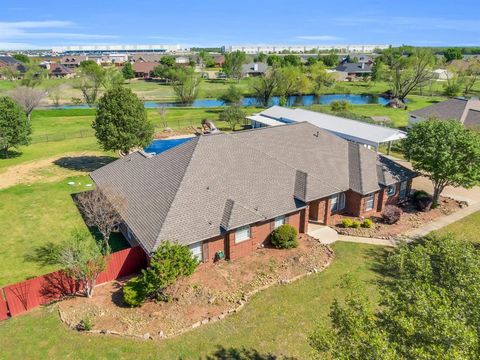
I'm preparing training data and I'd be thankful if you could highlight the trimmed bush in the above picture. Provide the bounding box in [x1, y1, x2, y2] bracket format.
[413, 190, 433, 212]
[362, 219, 373, 228]
[351, 221, 361, 229]
[270, 224, 299, 249]
[123, 276, 147, 307]
[382, 205, 403, 224]
[342, 218, 353, 228]
[331, 100, 349, 112]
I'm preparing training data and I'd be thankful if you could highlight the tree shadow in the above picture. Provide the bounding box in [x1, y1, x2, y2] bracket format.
[53, 155, 116, 172]
[203, 346, 297, 360]
[0, 149, 22, 159]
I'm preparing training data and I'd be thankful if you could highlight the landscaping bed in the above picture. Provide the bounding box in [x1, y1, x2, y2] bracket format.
[335, 196, 464, 239]
[58, 234, 333, 339]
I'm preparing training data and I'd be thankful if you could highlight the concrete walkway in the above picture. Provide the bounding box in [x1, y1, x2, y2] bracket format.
[307, 223, 338, 244]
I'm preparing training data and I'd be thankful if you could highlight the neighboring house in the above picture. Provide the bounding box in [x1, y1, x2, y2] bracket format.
[247, 106, 406, 151]
[432, 68, 452, 81]
[241, 62, 268, 77]
[130, 54, 163, 63]
[0, 56, 26, 77]
[213, 55, 225, 67]
[132, 61, 158, 78]
[41, 62, 74, 78]
[409, 97, 480, 129]
[335, 62, 372, 78]
[100, 53, 129, 65]
[175, 56, 190, 65]
[60, 55, 91, 68]
[91, 122, 416, 263]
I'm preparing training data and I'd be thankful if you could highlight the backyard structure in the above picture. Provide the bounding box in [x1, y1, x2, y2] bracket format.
[409, 97, 480, 128]
[247, 106, 406, 151]
[91, 122, 416, 263]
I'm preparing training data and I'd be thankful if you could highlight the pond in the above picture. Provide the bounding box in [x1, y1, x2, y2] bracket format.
[43, 93, 390, 109]
[143, 137, 193, 155]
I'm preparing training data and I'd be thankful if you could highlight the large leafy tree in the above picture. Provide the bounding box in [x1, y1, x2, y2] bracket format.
[219, 104, 246, 130]
[310, 235, 480, 359]
[92, 86, 154, 155]
[222, 50, 247, 80]
[250, 70, 280, 107]
[403, 120, 480, 205]
[121, 62, 135, 80]
[171, 70, 201, 104]
[443, 48, 463, 62]
[74, 61, 105, 106]
[276, 66, 309, 97]
[21, 63, 48, 87]
[0, 96, 31, 157]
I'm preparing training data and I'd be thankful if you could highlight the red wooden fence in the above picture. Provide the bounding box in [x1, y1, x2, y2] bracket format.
[1, 246, 147, 318]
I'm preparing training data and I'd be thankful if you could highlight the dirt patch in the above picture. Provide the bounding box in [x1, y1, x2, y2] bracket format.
[335, 196, 463, 239]
[0, 152, 113, 189]
[58, 235, 333, 339]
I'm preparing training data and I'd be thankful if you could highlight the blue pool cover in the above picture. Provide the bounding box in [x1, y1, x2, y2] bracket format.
[144, 138, 192, 155]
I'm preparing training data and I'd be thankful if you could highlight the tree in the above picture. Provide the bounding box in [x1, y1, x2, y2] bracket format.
[8, 86, 45, 121]
[219, 105, 246, 130]
[76, 188, 125, 254]
[310, 235, 480, 359]
[12, 53, 29, 63]
[219, 84, 243, 104]
[33, 229, 106, 298]
[122, 62, 135, 80]
[460, 61, 480, 96]
[444, 48, 463, 62]
[387, 48, 434, 101]
[305, 62, 334, 91]
[21, 63, 48, 87]
[250, 70, 279, 107]
[93, 86, 154, 155]
[371, 60, 388, 82]
[223, 51, 247, 80]
[319, 53, 339, 67]
[276, 66, 309, 97]
[48, 83, 68, 107]
[160, 55, 176, 67]
[283, 54, 301, 67]
[0, 96, 31, 157]
[124, 241, 198, 305]
[172, 72, 201, 104]
[403, 120, 480, 205]
[74, 62, 105, 106]
[102, 67, 124, 90]
[267, 54, 283, 68]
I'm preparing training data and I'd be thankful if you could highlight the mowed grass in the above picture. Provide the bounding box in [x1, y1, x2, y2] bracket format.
[0, 176, 94, 286]
[434, 210, 480, 242]
[0, 241, 386, 359]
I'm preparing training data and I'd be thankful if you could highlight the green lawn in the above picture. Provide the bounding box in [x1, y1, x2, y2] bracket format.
[434, 210, 480, 242]
[0, 241, 386, 359]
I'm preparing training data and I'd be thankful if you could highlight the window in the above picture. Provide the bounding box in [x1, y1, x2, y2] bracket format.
[274, 216, 285, 229]
[235, 225, 251, 243]
[188, 242, 203, 261]
[387, 185, 396, 197]
[399, 181, 408, 198]
[365, 193, 375, 211]
[331, 193, 346, 212]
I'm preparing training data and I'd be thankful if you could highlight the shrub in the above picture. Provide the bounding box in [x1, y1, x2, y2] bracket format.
[123, 276, 147, 307]
[362, 219, 373, 228]
[351, 221, 361, 229]
[331, 100, 349, 112]
[342, 218, 353, 228]
[270, 224, 299, 249]
[413, 190, 433, 211]
[77, 316, 93, 331]
[382, 205, 403, 224]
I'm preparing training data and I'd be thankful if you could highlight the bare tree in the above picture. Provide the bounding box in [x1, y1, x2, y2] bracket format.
[8, 86, 45, 121]
[158, 107, 168, 128]
[48, 83, 69, 107]
[76, 188, 126, 253]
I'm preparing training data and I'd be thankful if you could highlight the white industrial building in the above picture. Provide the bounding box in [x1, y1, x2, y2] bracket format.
[52, 44, 186, 54]
[223, 44, 388, 54]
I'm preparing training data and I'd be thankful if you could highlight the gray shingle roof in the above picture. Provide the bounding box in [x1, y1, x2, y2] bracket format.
[91, 122, 415, 253]
[465, 109, 480, 128]
[335, 62, 373, 73]
[410, 98, 480, 123]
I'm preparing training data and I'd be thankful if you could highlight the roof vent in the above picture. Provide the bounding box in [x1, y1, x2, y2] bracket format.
[313, 131, 319, 137]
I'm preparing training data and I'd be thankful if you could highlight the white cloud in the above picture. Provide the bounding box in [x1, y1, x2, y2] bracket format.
[296, 35, 341, 41]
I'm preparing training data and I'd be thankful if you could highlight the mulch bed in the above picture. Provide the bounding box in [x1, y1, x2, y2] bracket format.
[335, 196, 465, 239]
[58, 235, 333, 339]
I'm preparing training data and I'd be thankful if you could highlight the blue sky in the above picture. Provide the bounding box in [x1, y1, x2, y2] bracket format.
[1, 0, 480, 49]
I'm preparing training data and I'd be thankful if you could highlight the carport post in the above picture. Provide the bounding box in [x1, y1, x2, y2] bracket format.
[387, 141, 392, 155]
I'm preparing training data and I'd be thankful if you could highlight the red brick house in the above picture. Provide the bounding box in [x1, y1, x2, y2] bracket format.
[91, 122, 416, 263]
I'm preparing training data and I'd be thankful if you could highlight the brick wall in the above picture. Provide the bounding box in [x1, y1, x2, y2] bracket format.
[203, 235, 225, 263]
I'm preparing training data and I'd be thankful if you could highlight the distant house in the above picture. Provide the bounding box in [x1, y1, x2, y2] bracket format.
[41, 62, 74, 78]
[130, 54, 163, 63]
[241, 62, 268, 77]
[91, 122, 416, 263]
[409, 97, 480, 129]
[60, 56, 92, 68]
[432, 69, 452, 81]
[335, 62, 373, 79]
[132, 61, 158, 78]
[213, 55, 225, 67]
[0, 56, 26, 78]
[100, 53, 129, 66]
[175, 56, 190, 65]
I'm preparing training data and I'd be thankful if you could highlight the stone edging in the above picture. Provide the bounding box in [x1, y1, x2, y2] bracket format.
[59, 243, 335, 341]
